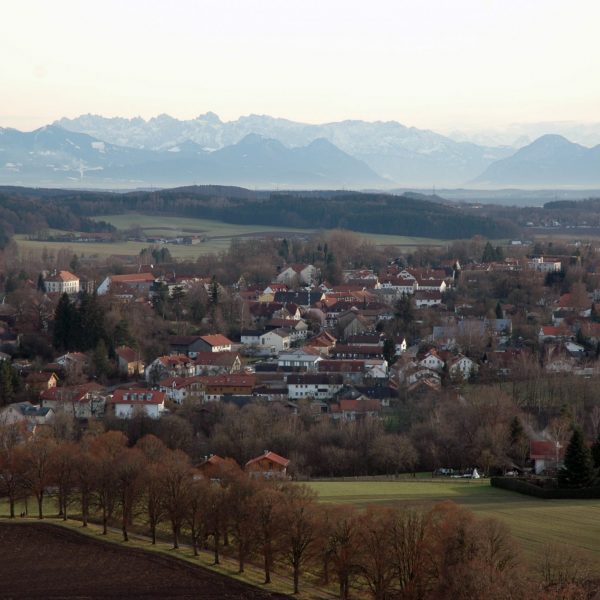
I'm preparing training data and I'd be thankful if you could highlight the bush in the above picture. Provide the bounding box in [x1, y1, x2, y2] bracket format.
[491, 477, 600, 499]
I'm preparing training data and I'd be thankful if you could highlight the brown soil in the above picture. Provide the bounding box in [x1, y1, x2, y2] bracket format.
[0, 522, 290, 599]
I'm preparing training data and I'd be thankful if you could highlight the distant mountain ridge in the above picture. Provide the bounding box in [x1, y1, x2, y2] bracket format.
[55, 113, 513, 185]
[0, 125, 384, 188]
[473, 134, 600, 186]
[3, 115, 600, 188]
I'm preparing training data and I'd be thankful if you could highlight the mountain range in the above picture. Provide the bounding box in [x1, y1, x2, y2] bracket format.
[55, 113, 514, 186]
[0, 114, 599, 188]
[0, 125, 384, 188]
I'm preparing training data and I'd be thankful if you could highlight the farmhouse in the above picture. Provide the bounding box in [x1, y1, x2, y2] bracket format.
[245, 450, 290, 479]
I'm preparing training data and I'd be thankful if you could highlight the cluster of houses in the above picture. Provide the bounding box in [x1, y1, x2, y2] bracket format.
[5, 252, 600, 471]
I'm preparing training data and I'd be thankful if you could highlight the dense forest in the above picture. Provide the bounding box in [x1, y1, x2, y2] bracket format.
[0, 185, 520, 247]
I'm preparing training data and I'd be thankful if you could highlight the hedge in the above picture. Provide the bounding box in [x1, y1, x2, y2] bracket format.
[491, 477, 600, 499]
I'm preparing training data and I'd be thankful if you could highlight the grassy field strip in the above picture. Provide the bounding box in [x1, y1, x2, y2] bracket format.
[308, 480, 600, 571]
[14, 212, 446, 259]
[13, 234, 231, 259]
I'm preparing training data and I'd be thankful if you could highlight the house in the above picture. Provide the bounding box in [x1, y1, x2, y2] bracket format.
[414, 291, 443, 309]
[266, 318, 309, 342]
[318, 359, 366, 384]
[197, 334, 233, 353]
[240, 330, 265, 346]
[0, 401, 55, 427]
[364, 359, 389, 380]
[305, 330, 337, 356]
[527, 257, 562, 273]
[194, 351, 242, 374]
[200, 374, 256, 401]
[259, 329, 292, 354]
[116, 346, 145, 376]
[145, 354, 195, 383]
[530, 440, 564, 474]
[276, 264, 317, 286]
[447, 354, 478, 380]
[258, 284, 289, 303]
[40, 383, 106, 418]
[168, 335, 208, 357]
[158, 376, 206, 404]
[43, 270, 80, 294]
[56, 352, 89, 373]
[330, 398, 382, 421]
[415, 279, 447, 293]
[24, 371, 59, 393]
[108, 388, 166, 418]
[97, 272, 156, 295]
[287, 373, 343, 400]
[538, 325, 571, 343]
[419, 350, 445, 373]
[245, 450, 290, 479]
[273, 291, 324, 306]
[337, 310, 370, 339]
[277, 349, 322, 371]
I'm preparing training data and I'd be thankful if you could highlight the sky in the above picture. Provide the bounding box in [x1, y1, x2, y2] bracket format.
[1, 0, 600, 133]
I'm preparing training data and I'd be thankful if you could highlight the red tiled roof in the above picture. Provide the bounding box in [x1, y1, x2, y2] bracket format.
[530, 440, 565, 460]
[116, 346, 139, 363]
[110, 389, 166, 405]
[110, 273, 155, 283]
[201, 334, 233, 347]
[246, 451, 290, 468]
[45, 270, 79, 282]
[194, 351, 239, 364]
[199, 374, 256, 387]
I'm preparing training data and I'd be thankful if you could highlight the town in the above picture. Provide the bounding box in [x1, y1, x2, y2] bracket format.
[1, 232, 598, 480]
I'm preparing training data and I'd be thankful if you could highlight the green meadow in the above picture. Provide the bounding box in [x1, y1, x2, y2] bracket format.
[309, 479, 600, 567]
[15, 213, 445, 259]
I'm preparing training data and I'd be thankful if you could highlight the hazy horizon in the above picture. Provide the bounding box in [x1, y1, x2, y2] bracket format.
[2, 0, 599, 135]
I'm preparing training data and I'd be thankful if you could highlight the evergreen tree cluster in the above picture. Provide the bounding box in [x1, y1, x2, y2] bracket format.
[558, 428, 596, 488]
[0, 360, 20, 406]
[52, 292, 109, 353]
[481, 241, 504, 263]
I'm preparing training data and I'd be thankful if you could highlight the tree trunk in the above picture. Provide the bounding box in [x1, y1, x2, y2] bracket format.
[37, 493, 43, 520]
[238, 546, 245, 573]
[172, 526, 179, 549]
[82, 493, 88, 527]
[151, 522, 157, 545]
[213, 531, 220, 565]
[323, 555, 330, 585]
[102, 506, 107, 535]
[9, 496, 15, 519]
[264, 546, 271, 584]
[293, 567, 299, 594]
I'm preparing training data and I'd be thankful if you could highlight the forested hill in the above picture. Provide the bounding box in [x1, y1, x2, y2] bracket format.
[0, 185, 519, 246]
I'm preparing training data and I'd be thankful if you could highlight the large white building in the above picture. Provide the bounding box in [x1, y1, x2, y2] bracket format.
[108, 389, 166, 419]
[44, 271, 80, 294]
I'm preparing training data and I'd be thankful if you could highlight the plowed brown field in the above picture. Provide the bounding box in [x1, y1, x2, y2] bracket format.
[0, 522, 290, 599]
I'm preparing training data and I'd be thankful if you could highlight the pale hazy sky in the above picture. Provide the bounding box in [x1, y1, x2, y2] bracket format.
[1, 0, 599, 132]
